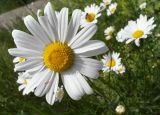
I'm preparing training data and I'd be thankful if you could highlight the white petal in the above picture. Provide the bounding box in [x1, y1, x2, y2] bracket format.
[44, 2, 58, 32]
[12, 30, 44, 50]
[46, 73, 59, 105]
[66, 9, 82, 43]
[34, 72, 53, 97]
[58, 8, 68, 42]
[126, 39, 134, 44]
[73, 62, 99, 79]
[13, 57, 19, 63]
[18, 85, 25, 91]
[74, 40, 108, 57]
[76, 72, 93, 95]
[135, 39, 140, 47]
[14, 59, 43, 71]
[75, 56, 103, 70]
[37, 14, 58, 42]
[69, 24, 97, 49]
[24, 15, 50, 45]
[8, 48, 42, 58]
[26, 65, 44, 75]
[23, 68, 51, 95]
[61, 70, 84, 100]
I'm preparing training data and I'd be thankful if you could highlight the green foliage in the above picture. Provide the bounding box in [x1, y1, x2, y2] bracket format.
[0, 0, 160, 114]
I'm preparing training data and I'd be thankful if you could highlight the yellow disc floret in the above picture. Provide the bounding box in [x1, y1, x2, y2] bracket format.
[111, 8, 116, 13]
[19, 57, 25, 63]
[106, 58, 116, 67]
[132, 30, 144, 39]
[86, 13, 96, 22]
[43, 42, 74, 72]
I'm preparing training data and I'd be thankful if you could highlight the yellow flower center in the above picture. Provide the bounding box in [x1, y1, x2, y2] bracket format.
[19, 57, 25, 63]
[132, 30, 144, 39]
[24, 79, 28, 85]
[111, 8, 116, 13]
[43, 41, 74, 72]
[106, 58, 116, 67]
[86, 13, 96, 22]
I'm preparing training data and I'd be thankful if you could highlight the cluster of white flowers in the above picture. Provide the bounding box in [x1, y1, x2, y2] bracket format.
[101, 52, 125, 74]
[100, 0, 118, 16]
[81, 0, 117, 28]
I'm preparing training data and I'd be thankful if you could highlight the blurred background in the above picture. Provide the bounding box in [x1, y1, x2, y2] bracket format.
[0, 0, 160, 114]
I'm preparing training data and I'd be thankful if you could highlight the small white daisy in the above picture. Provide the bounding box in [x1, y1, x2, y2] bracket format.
[81, 4, 101, 27]
[8, 2, 108, 105]
[103, 0, 112, 6]
[104, 26, 115, 36]
[102, 52, 121, 72]
[116, 14, 156, 47]
[115, 105, 125, 115]
[17, 72, 32, 95]
[139, 2, 147, 10]
[116, 64, 125, 74]
[107, 3, 117, 16]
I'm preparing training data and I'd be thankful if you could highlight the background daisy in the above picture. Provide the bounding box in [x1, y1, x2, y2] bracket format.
[81, 4, 101, 27]
[102, 52, 121, 72]
[107, 3, 117, 16]
[116, 14, 156, 46]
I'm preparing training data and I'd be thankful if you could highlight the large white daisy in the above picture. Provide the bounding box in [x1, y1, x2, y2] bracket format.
[116, 15, 156, 46]
[102, 52, 121, 72]
[81, 4, 101, 27]
[8, 2, 108, 105]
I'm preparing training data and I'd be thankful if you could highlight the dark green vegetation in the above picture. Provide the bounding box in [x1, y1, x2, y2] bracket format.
[0, 0, 36, 14]
[0, 0, 160, 114]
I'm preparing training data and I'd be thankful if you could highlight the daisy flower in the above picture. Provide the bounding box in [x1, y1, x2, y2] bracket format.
[107, 3, 117, 16]
[17, 72, 32, 95]
[104, 26, 115, 40]
[116, 15, 156, 46]
[139, 2, 147, 10]
[104, 26, 115, 36]
[100, 0, 112, 11]
[103, 0, 112, 6]
[81, 4, 101, 27]
[8, 2, 108, 105]
[116, 64, 125, 74]
[102, 52, 121, 72]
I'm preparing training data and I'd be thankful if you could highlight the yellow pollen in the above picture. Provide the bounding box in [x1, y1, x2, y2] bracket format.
[132, 30, 144, 39]
[19, 57, 25, 63]
[86, 13, 96, 22]
[106, 58, 116, 67]
[43, 41, 74, 72]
